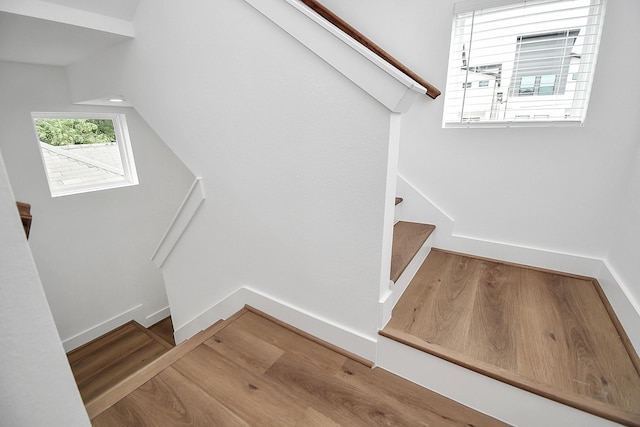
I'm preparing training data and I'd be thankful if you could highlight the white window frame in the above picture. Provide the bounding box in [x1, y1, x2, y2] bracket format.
[32, 112, 138, 197]
[442, 0, 607, 128]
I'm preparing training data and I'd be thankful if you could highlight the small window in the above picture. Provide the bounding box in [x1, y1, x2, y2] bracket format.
[519, 76, 537, 95]
[442, 0, 606, 127]
[32, 113, 138, 197]
[538, 74, 557, 95]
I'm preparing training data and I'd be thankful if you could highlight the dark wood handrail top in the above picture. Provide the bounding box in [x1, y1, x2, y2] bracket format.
[299, 0, 441, 99]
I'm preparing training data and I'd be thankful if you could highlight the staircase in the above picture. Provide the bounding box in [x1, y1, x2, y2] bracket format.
[67, 318, 175, 408]
[383, 197, 640, 426]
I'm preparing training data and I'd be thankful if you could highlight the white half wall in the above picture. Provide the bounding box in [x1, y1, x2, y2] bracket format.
[0, 61, 195, 350]
[0, 150, 90, 426]
[67, 0, 397, 341]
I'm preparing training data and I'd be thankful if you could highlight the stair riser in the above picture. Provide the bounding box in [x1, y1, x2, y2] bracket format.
[380, 239, 432, 329]
[377, 336, 618, 427]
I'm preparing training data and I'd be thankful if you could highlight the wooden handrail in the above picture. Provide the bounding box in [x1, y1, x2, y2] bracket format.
[299, 0, 441, 99]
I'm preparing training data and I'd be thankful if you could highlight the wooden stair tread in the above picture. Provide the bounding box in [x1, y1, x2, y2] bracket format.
[68, 320, 173, 404]
[395, 197, 403, 206]
[85, 314, 242, 419]
[382, 249, 640, 426]
[77, 340, 169, 403]
[390, 221, 435, 282]
[148, 316, 176, 347]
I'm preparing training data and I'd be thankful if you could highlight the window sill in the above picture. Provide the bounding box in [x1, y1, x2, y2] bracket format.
[443, 120, 584, 129]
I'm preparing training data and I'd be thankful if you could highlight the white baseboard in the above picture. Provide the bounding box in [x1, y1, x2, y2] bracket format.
[377, 335, 618, 427]
[173, 287, 245, 344]
[173, 287, 378, 362]
[598, 260, 640, 356]
[144, 306, 171, 328]
[62, 304, 142, 352]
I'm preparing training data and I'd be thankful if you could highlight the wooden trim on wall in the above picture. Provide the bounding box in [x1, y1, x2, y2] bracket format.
[299, 0, 441, 99]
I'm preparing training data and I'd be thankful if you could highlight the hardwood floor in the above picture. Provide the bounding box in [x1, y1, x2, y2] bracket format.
[382, 249, 640, 426]
[67, 321, 172, 404]
[148, 316, 175, 347]
[92, 308, 507, 426]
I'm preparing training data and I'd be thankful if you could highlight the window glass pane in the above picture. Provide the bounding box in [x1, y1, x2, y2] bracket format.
[519, 76, 536, 95]
[538, 74, 557, 95]
[442, 0, 606, 127]
[32, 113, 138, 197]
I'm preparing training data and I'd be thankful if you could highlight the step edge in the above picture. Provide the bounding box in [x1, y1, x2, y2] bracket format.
[84, 308, 249, 419]
[379, 327, 640, 426]
[135, 319, 174, 350]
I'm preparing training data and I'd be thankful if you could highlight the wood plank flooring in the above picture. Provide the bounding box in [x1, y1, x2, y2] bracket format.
[67, 321, 172, 404]
[148, 316, 175, 347]
[390, 221, 435, 282]
[382, 249, 640, 426]
[92, 309, 507, 426]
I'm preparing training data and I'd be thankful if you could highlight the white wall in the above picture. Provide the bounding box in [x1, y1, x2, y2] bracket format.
[67, 0, 393, 342]
[320, 0, 640, 269]
[0, 151, 90, 426]
[608, 143, 640, 309]
[0, 61, 195, 349]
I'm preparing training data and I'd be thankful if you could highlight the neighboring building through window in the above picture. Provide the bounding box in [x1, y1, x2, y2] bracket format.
[512, 30, 580, 97]
[32, 113, 138, 197]
[442, 0, 606, 127]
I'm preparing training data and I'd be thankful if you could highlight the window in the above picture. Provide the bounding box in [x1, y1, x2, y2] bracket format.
[442, 0, 606, 127]
[32, 113, 138, 197]
[512, 30, 579, 96]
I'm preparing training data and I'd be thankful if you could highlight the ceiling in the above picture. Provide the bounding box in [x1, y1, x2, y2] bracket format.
[40, 0, 139, 21]
[0, 0, 139, 67]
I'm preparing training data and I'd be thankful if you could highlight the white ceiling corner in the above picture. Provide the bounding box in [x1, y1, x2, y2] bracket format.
[0, 0, 138, 66]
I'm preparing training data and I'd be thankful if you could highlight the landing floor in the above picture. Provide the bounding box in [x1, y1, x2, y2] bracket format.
[382, 249, 640, 425]
[91, 308, 506, 426]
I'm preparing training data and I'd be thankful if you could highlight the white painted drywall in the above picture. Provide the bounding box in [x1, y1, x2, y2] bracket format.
[0, 61, 195, 349]
[608, 143, 640, 311]
[320, 0, 640, 288]
[0, 150, 90, 426]
[67, 0, 392, 342]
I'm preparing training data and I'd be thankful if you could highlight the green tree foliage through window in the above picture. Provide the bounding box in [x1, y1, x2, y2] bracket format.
[34, 118, 116, 146]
